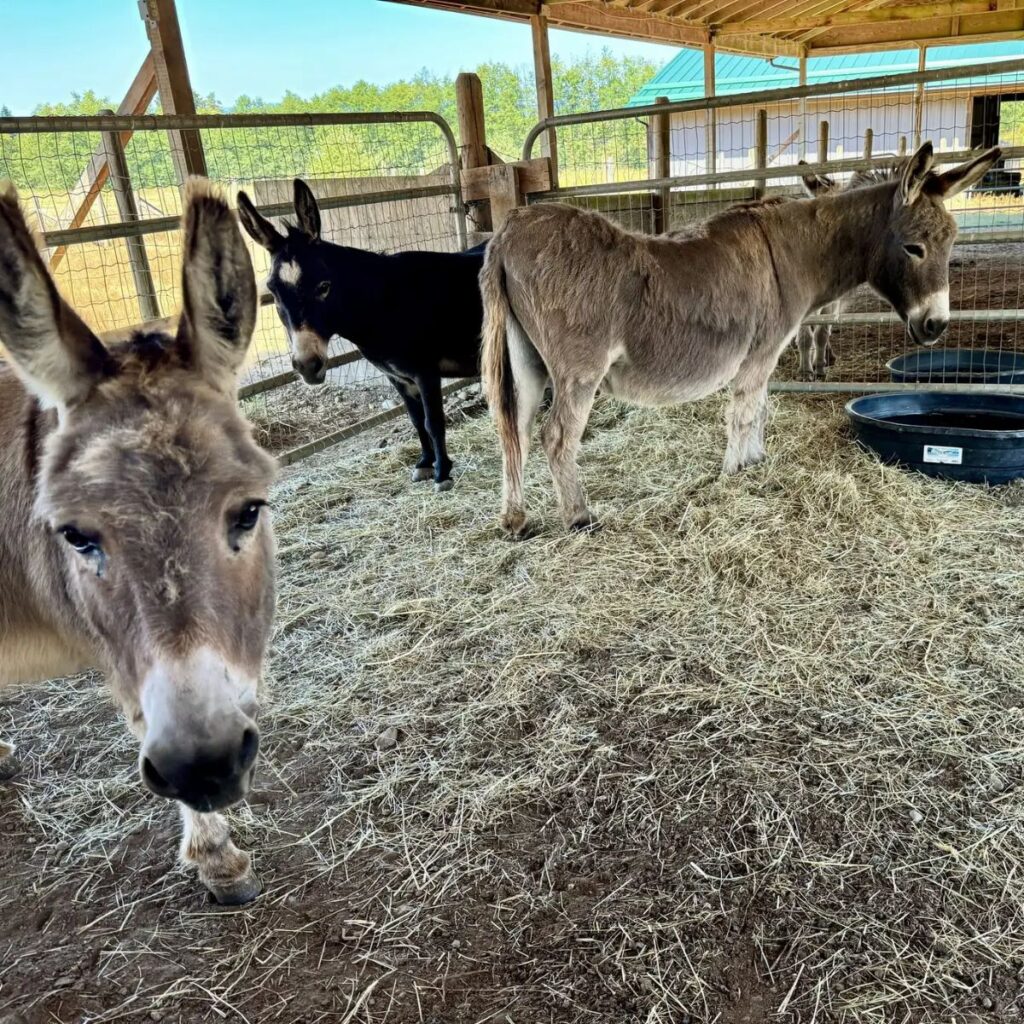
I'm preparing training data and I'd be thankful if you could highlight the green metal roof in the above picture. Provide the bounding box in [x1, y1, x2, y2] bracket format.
[628, 41, 1024, 106]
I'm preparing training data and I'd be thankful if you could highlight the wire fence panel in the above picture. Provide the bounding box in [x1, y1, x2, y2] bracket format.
[0, 111, 467, 454]
[524, 59, 1024, 392]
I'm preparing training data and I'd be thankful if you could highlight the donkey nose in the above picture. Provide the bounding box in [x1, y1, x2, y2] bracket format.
[924, 315, 949, 341]
[293, 354, 325, 384]
[141, 727, 259, 811]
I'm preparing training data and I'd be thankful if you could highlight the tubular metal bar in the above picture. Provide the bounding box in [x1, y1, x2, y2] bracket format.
[278, 378, 477, 467]
[523, 57, 1024, 161]
[803, 309, 1024, 326]
[528, 146, 1024, 201]
[771, 381, 1024, 394]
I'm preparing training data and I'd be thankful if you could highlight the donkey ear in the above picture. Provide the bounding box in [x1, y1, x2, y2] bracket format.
[177, 178, 258, 395]
[931, 146, 1001, 201]
[0, 182, 113, 412]
[798, 162, 835, 197]
[293, 179, 321, 240]
[236, 190, 285, 253]
[898, 142, 935, 206]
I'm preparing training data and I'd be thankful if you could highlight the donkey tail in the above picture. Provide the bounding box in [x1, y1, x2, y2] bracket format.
[480, 241, 519, 469]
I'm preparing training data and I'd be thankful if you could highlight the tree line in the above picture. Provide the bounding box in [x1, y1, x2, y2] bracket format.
[0, 51, 659, 193]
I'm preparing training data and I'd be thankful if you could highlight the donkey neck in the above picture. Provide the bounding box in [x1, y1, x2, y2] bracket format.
[320, 242, 388, 341]
[770, 184, 893, 313]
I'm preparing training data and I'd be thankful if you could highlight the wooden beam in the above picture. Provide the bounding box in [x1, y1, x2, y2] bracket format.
[48, 54, 157, 272]
[914, 45, 927, 146]
[805, 10, 1024, 49]
[704, 43, 717, 176]
[531, 13, 558, 188]
[716, 1, 1013, 36]
[487, 163, 523, 230]
[799, 51, 808, 159]
[461, 157, 551, 201]
[653, 96, 671, 233]
[139, 0, 207, 179]
[98, 109, 161, 322]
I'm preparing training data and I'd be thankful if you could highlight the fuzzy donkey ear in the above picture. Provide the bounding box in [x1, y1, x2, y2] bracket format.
[293, 179, 321, 241]
[897, 142, 935, 206]
[930, 147, 1002, 201]
[0, 182, 114, 413]
[177, 178, 258, 395]
[236, 190, 286, 253]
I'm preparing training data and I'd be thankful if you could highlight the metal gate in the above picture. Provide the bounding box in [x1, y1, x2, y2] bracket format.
[522, 58, 1024, 394]
[0, 110, 469, 461]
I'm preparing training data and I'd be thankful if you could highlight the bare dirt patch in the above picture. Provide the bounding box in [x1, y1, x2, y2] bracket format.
[2, 395, 1024, 1023]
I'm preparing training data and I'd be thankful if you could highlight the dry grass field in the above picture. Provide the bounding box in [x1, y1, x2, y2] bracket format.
[2, 393, 1023, 1023]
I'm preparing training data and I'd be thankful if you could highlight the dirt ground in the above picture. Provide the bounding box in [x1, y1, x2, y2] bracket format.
[2, 389, 1024, 1024]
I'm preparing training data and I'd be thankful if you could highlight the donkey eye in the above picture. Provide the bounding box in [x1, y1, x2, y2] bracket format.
[58, 525, 102, 557]
[235, 502, 265, 532]
[904, 243, 925, 259]
[316, 281, 331, 300]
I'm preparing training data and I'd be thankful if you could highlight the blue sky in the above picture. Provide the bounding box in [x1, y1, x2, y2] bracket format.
[2, 0, 679, 114]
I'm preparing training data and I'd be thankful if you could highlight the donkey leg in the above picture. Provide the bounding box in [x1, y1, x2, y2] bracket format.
[541, 380, 602, 532]
[418, 373, 454, 492]
[389, 375, 434, 482]
[179, 804, 260, 905]
[812, 323, 834, 379]
[796, 327, 815, 381]
[723, 348, 776, 475]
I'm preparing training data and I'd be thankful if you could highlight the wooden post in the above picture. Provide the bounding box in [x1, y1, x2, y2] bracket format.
[798, 52, 808, 160]
[99, 109, 160, 322]
[862, 128, 874, 163]
[140, 0, 207, 182]
[653, 96, 671, 234]
[456, 72, 491, 236]
[704, 44, 717, 176]
[818, 120, 830, 163]
[487, 164, 522, 231]
[898, 135, 908, 156]
[913, 46, 927, 148]
[530, 14, 558, 188]
[754, 109, 768, 199]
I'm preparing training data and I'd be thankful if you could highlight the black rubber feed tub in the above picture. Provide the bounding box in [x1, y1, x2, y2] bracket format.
[845, 392, 1024, 484]
[886, 347, 1024, 384]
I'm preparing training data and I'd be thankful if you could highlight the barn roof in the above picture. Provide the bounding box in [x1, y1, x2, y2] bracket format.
[628, 40, 1024, 105]
[381, 1, 1024, 59]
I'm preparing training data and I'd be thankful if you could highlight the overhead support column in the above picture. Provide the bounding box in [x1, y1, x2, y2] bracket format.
[531, 13, 558, 188]
[913, 45, 927, 147]
[704, 41, 716, 176]
[139, 0, 207, 181]
[799, 51, 808, 160]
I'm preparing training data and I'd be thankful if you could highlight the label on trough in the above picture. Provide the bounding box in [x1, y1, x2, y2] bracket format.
[923, 444, 963, 465]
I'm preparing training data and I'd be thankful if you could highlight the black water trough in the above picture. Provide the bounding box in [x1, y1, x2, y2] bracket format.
[845, 392, 1024, 484]
[886, 348, 1024, 385]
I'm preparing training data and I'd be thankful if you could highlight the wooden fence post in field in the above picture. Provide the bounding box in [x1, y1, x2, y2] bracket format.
[818, 120, 830, 164]
[487, 164, 523, 231]
[456, 72, 492, 236]
[653, 96, 672, 234]
[99, 109, 161, 323]
[530, 14, 558, 189]
[899, 135, 908, 156]
[863, 128, 874, 163]
[754, 108, 768, 199]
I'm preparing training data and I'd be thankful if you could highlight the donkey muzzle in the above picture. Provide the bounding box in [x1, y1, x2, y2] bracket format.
[906, 293, 951, 346]
[290, 328, 329, 385]
[141, 727, 259, 811]
[138, 648, 262, 811]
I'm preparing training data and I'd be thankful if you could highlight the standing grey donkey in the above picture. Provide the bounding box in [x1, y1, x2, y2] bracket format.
[481, 143, 1000, 538]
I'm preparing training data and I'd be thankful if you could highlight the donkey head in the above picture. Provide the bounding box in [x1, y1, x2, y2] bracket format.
[236, 180, 336, 386]
[868, 143, 1000, 345]
[0, 180, 276, 813]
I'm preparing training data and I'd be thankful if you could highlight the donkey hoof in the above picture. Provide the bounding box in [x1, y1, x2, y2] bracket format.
[434, 479, 455, 493]
[411, 467, 433, 482]
[501, 513, 534, 541]
[206, 872, 262, 906]
[569, 514, 601, 534]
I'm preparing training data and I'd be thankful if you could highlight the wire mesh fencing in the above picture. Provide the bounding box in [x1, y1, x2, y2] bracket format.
[0, 111, 468, 454]
[524, 57, 1024, 392]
